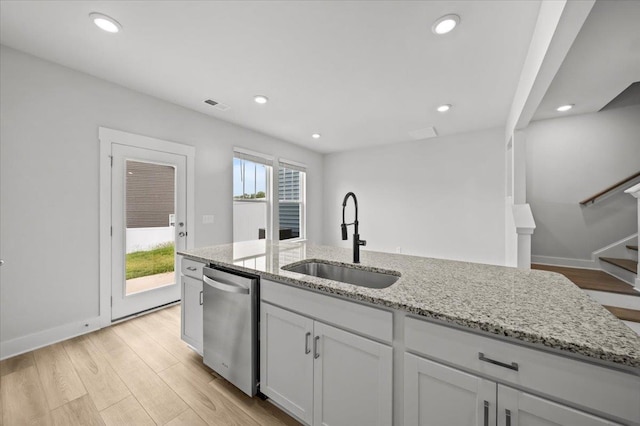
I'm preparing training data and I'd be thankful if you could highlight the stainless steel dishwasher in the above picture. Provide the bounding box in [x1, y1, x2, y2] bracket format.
[202, 265, 258, 396]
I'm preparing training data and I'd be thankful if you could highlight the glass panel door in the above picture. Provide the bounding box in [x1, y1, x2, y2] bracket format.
[111, 144, 185, 320]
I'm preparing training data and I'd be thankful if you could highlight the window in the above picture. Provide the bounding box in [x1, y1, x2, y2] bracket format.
[233, 150, 272, 243]
[278, 161, 306, 241]
[232, 150, 306, 243]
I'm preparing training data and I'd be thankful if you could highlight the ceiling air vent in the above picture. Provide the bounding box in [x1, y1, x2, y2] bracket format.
[408, 126, 438, 140]
[204, 99, 231, 111]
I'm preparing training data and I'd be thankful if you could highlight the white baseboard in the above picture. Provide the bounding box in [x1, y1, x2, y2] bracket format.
[0, 317, 101, 360]
[530, 255, 598, 269]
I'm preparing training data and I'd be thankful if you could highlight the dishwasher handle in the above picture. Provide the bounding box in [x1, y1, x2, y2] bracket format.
[203, 275, 250, 295]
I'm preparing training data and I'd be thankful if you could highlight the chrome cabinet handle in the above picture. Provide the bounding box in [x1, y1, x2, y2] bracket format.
[186, 266, 197, 271]
[305, 332, 311, 354]
[506, 409, 511, 426]
[478, 352, 519, 371]
[199, 291, 203, 305]
[483, 401, 489, 426]
[313, 336, 320, 359]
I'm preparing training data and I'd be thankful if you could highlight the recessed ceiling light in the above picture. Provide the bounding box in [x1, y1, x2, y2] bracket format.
[437, 104, 451, 112]
[89, 12, 122, 33]
[432, 14, 460, 35]
[312, 133, 321, 139]
[254, 95, 269, 104]
[556, 104, 574, 112]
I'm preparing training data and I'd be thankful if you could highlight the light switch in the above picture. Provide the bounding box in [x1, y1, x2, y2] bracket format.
[202, 215, 215, 224]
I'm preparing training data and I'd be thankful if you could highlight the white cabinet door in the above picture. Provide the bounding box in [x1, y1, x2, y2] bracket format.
[313, 321, 392, 426]
[260, 302, 314, 425]
[404, 353, 496, 426]
[181, 275, 203, 353]
[497, 385, 623, 426]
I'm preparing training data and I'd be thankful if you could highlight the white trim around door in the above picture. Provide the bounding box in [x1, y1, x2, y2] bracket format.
[99, 127, 195, 327]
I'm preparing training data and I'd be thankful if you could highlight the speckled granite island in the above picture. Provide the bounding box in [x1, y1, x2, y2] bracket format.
[179, 240, 640, 425]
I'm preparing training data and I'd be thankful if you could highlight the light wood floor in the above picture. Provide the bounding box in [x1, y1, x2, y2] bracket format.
[0, 305, 301, 426]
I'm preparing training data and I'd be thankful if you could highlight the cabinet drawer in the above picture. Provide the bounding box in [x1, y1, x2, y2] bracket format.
[181, 257, 204, 279]
[261, 279, 393, 343]
[405, 317, 640, 424]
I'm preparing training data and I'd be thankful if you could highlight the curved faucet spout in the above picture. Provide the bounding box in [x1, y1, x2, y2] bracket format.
[342, 192, 358, 228]
[340, 192, 366, 263]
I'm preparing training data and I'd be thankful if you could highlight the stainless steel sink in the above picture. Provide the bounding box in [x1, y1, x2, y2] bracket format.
[282, 260, 400, 289]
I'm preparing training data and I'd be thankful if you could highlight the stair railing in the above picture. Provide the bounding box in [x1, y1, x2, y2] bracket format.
[580, 171, 640, 206]
[625, 183, 640, 288]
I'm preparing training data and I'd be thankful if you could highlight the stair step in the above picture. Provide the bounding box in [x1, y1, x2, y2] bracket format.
[531, 264, 639, 296]
[627, 245, 638, 251]
[604, 306, 640, 323]
[599, 257, 638, 274]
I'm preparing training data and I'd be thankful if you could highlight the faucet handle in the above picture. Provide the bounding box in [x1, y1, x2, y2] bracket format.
[358, 239, 367, 246]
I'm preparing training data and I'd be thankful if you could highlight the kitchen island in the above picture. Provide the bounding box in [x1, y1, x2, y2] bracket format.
[179, 240, 640, 425]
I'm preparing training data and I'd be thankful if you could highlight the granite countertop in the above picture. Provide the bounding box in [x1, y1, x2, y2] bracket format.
[179, 240, 640, 369]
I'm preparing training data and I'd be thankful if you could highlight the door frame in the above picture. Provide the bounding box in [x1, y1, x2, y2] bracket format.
[99, 127, 195, 327]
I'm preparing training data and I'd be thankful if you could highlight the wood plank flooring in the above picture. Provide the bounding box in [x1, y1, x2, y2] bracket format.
[531, 264, 640, 295]
[599, 257, 638, 274]
[604, 306, 640, 323]
[0, 305, 301, 426]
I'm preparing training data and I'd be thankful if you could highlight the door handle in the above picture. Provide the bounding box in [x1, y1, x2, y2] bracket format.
[203, 275, 249, 294]
[313, 336, 320, 359]
[505, 409, 511, 426]
[178, 231, 187, 237]
[483, 401, 489, 426]
[199, 291, 203, 305]
[305, 332, 311, 354]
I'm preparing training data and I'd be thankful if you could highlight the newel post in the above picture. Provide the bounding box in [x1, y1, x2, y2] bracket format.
[512, 204, 536, 270]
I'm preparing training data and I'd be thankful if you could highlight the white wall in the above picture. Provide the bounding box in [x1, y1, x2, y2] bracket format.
[322, 127, 506, 265]
[126, 227, 174, 253]
[233, 202, 267, 242]
[0, 46, 323, 350]
[526, 105, 640, 261]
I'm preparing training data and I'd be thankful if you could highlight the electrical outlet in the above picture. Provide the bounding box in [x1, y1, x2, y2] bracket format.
[202, 215, 215, 224]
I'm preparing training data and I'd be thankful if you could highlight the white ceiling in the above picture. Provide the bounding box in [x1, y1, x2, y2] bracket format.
[0, 1, 542, 154]
[532, 0, 640, 121]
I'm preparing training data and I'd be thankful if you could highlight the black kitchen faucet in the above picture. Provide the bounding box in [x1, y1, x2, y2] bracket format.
[341, 192, 367, 263]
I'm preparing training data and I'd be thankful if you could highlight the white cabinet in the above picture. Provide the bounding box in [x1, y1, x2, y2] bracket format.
[404, 317, 639, 425]
[497, 386, 623, 426]
[260, 302, 392, 426]
[404, 354, 496, 426]
[181, 275, 203, 353]
[405, 353, 622, 426]
[180, 257, 204, 354]
[312, 321, 392, 426]
[260, 302, 314, 424]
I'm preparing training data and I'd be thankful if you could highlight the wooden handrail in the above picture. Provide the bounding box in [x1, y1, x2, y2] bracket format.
[580, 171, 640, 205]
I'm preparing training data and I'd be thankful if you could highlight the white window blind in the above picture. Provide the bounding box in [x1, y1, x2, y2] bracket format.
[278, 158, 306, 172]
[233, 147, 274, 166]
